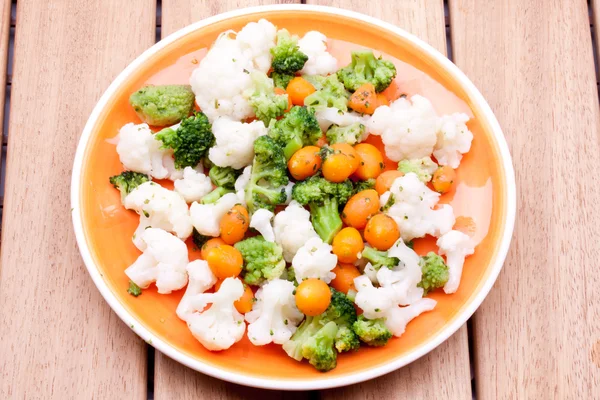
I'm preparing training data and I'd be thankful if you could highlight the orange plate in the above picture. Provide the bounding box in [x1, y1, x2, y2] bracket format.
[72, 6, 514, 390]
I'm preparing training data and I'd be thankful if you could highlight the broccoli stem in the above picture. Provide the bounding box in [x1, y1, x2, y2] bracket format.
[309, 198, 343, 244]
[201, 187, 233, 204]
[283, 136, 304, 160]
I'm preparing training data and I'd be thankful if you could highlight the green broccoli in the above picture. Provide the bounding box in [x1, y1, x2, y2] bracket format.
[208, 165, 239, 189]
[201, 186, 233, 204]
[283, 266, 297, 284]
[352, 178, 376, 195]
[127, 281, 142, 297]
[155, 112, 214, 169]
[270, 71, 295, 90]
[245, 135, 289, 213]
[361, 246, 400, 270]
[397, 157, 438, 183]
[270, 29, 308, 74]
[326, 122, 366, 145]
[303, 75, 350, 112]
[234, 236, 286, 285]
[109, 171, 150, 203]
[192, 228, 211, 249]
[352, 315, 392, 347]
[129, 84, 195, 126]
[283, 288, 358, 372]
[418, 252, 449, 295]
[337, 50, 397, 93]
[248, 72, 289, 125]
[268, 106, 322, 160]
[291, 176, 353, 243]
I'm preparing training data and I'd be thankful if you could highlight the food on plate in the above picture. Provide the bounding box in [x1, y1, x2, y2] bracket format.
[108, 19, 475, 372]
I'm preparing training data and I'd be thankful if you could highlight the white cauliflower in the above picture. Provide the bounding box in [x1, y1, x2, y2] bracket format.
[189, 20, 276, 122]
[189, 192, 239, 237]
[377, 239, 424, 306]
[381, 173, 455, 241]
[234, 165, 252, 205]
[437, 230, 475, 294]
[250, 209, 275, 242]
[173, 166, 213, 203]
[363, 262, 379, 284]
[292, 237, 337, 284]
[235, 19, 277, 72]
[434, 113, 473, 168]
[124, 182, 193, 249]
[176, 260, 217, 320]
[245, 279, 304, 346]
[273, 200, 319, 262]
[185, 277, 246, 351]
[314, 107, 369, 134]
[115, 123, 173, 179]
[208, 117, 267, 169]
[125, 228, 188, 294]
[385, 298, 437, 337]
[367, 95, 438, 161]
[282, 181, 295, 205]
[298, 31, 338, 75]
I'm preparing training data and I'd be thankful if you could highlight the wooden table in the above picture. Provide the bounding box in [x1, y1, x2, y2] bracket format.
[0, 0, 599, 398]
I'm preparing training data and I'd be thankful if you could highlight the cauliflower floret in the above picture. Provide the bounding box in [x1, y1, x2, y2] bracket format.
[385, 298, 437, 337]
[245, 279, 304, 345]
[234, 165, 252, 205]
[292, 237, 337, 284]
[434, 113, 473, 168]
[173, 166, 213, 203]
[363, 262, 379, 284]
[176, 260, 217, 320]
[437, 230, 475, 294]
[185, 277, 246, 351]
[273, 200, 319, 262]
[208, 117, 268, 169]
[189, 192, 239, 237]
[124, 182, 193, 249]
[125, 228, 188, 294]
[250, 209, 275, 242]
[298, 31, 338, 75]
[236, 19, 277, 73]
[381, 173, 455, 241]
[115, 123, 174, 179]
[353, 275, 395, 319]
[314, 107, 369, 133]
[377, 239, 424, 306]
[282, 181, 295, 205]
[367, 95, 438, 161]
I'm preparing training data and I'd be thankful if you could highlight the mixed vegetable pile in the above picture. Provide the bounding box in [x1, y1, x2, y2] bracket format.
[110, 19, 476, 372]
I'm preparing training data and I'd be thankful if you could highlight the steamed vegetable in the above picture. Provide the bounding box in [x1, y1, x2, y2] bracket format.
[129, 84, 195, 126]
[337, 50, 397, 93]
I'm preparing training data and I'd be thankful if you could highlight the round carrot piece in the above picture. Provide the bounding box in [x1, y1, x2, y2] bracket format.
[364, 214, 400, 250]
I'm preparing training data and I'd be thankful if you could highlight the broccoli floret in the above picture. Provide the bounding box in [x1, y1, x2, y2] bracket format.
[292, 176, 353, 243]
[127, 281, 142, 297]
[397, 157, 438, 183]
[418, 252, 449, 295]
[352, 315, 392, 347]
[271, 71, 295, 90]
[304, 75, 350, 112]
[270, 29, 308, 74]
[245, 136, 289, 213]
[283, 266, 297, 285]
[192, 228, 211, 249]
[201, 186, 233, 204]
[337, 50, 397, 93]
[268, 106, 322, 160]
[155, 112, 214, 169]
[234, 236, 286, 285]
[208, 165, 239, 189]
[109, 171, 150, 203]
[283, 288, 358, 372]
[326, 122, 366, 145]
[361, 246, 400, 270]
[352, 178, 376, 195]
[248, 72, 289, 125]
[129, 84, 195, 126]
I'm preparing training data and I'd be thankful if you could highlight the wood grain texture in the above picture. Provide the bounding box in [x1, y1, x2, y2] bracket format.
[307, 1, 472, 398]
[156, 1, 309, 399]
[0, 0, 155, 398]
[450, 0, 600, 397]
[0, 0, 9, 145]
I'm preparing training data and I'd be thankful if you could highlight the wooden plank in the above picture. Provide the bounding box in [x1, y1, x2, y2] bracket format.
[450, 0, 600, 397]
[0, 0, 155, 398]
[305, 1, 472, 398]
[0, 0, 9, 148]
[156, 1, 308, 399]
